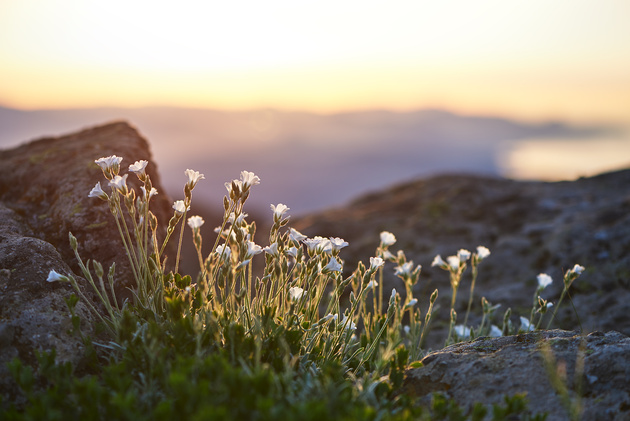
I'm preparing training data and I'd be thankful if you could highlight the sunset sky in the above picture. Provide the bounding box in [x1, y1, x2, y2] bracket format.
[1, 0, 629, 124]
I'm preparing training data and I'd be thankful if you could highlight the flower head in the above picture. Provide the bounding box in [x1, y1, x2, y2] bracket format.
[263, 242, 279, 256]
[537, 273, 553, 290]
[475, 246, 491, 261]
[369, 256, 385, 271]
[95, 155, 123, 177]
[245, 241, 263, 258]
[365, 280, 378, 290]
[109, 174, 129, 194]
[394, 261, 415, 277]
[185, 169, 205, 189]
[187, 215, 205, 230]
[454, 325, 472, 338]
[215, 243, 231, 260]
[240, 171, 260, 189]
[141, 186, 158, 200]
[303, 236, 328, 254]
[405, 298, 418, 309]
[288, 286, 305, 301]
[172, 200, 190, 216]
[570, 264, 585, 276]
[225, 179, 242, 198]
[289, 228, 307, 243]
[447, 255, 460, 271]
[380, 231, 397, 246]
[88, 182, 108, 201]
[341, 314, 356, 331]
[329, 237, 349, 252]
[431, 254, 448, 269]
[457, 249, 471, 262]
[271, 203, 290, 220]
[325, 256, 342, 272]
[129, 160, 148, 177]
[520, 316, 534, 332]
[227, 212, 248, 225]
[489, 325, 503, 337]
[286, 246, 300, 259]
[47, 270, 68, 283]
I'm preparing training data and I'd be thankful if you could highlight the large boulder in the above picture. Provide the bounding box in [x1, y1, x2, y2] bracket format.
[403, 329, 630, 420]
[0, 122, 174, 400]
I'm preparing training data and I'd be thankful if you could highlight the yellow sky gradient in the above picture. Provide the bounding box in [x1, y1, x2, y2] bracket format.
[1, 0, 629, 124]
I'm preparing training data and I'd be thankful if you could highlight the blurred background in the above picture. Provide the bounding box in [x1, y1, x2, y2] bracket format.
[1, 0, 629, 215]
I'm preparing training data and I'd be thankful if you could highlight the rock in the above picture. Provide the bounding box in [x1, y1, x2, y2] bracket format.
[0, 122, 174, 401]
[402, 329, 630, 420]
[293, 171, 630, 346]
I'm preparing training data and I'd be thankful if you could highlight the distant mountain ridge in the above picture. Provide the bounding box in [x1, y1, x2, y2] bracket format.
[0, 106, 613, 214]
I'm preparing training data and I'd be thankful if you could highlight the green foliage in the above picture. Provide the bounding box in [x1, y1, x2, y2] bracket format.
[5, 156, 574, 419]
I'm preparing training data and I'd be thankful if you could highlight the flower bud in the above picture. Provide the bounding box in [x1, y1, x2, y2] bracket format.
[68, 232, 78, 250]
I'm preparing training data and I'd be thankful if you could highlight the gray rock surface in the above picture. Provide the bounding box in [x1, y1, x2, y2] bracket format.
[403, 329, 630, 420]
[0, 122, 173, 400]
[293, 171, 630, 346]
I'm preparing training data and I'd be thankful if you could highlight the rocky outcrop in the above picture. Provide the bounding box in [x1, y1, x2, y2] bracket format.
[0, 122, 173, 399]
[403, 329, 630, 420]
[293, 171, 630, 346]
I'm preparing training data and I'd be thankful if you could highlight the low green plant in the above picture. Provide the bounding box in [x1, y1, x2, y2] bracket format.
[5, 155, 585, 419]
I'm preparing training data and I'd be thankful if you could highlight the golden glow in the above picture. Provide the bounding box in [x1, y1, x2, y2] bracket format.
[1, 0, 630, 123]
[498, 132, 630, 180]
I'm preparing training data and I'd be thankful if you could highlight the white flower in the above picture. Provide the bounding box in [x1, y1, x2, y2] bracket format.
[325, 256, 342, 272]
[109, 174, 129, 194]
[431, 254, 447, 268]
[380, 231, 397, 246]
[225, 179, 242, 196]
[289, 228, 307, 242]
[476, 246, 491, 261]
[139, 186, 157, 200]
[215, 244, 231, 260]
[390, 288, 397, 300]
[303, 236, 330, 254]
[185, 169, 205, 188]
[95, 155, 123, 175]
[394, 261, 414, 277]
[329, 237, 349, 251]
[324, 313, 338, 322]
[489, 325, 503, 337]
[382, 250, 394, 260]
[227, 212, 248, 225]
[369, 256, 385, 271]
[341, 315, 356, 331]
[286, 246, 299, 258]
[172, 200, 190, 215]
[454, 325, 471, 338]
[537, 273, 553, 289]
[240, 171, 261, 188]
[129, 160, 148, 176]
[245, 241, 263, 258]
[570, 264, 585, 276]
[365, 280, 378, 290]
[447, 255, 460, 271]
[271, 203, 290, 220]
[187, 215, 205, 230]
[88, 182, 108, 200]
[520, 316, 534, 332]
[457, 249, 471, 262]
[46, 270, 68, 283]
[405, 298, 418, 309]
[288, 286, 305, 301]
[263, 242, 279, 256]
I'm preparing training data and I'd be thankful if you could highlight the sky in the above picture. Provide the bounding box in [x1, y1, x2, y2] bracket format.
[1, 0, 630, 124]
